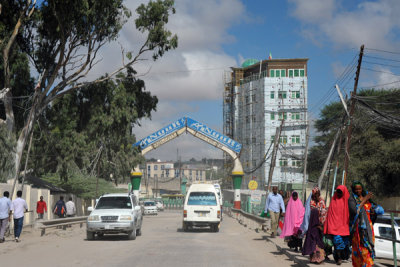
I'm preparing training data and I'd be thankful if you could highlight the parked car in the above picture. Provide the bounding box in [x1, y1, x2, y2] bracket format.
[86, 193, 142, 240]
[183, 183, 221, 232]
[155, 200, 164, 211]
[374, 222, 400, 260]
[375, 214, 400, 226]
[143, 201, 158, 215]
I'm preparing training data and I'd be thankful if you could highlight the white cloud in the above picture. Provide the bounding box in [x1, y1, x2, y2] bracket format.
[289, 0, 400, 50]
[359, 67, 400, 90]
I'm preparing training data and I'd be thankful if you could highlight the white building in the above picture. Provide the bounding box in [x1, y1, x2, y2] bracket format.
[223, 58, 308, 190]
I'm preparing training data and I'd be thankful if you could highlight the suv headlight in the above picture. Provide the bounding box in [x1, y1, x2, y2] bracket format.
[88, 215, 100, 221]
[119, 215, 132, 221]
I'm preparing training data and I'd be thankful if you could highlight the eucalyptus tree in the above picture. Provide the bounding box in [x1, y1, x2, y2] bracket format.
[0, 0, 177, 190]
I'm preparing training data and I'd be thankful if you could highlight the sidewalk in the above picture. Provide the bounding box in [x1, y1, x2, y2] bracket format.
[265, 234, 352, 267]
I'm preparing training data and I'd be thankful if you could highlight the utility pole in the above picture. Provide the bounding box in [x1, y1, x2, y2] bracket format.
[301, 123, 310, 203]
[343, 44, 364, 185]
[267, 120, 284, 192]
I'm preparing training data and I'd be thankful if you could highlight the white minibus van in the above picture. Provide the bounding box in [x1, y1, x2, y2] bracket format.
[183, 183, 221, 232]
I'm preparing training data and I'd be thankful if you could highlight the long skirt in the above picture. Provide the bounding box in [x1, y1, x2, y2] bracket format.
[351, 230, 374, 267]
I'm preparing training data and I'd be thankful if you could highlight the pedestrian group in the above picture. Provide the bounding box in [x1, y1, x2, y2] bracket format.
[0, 191, 76, 243]
[265, 181, 382, 267]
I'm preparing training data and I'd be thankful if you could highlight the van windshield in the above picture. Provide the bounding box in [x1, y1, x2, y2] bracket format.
[96, 197, 132, 209]
[187, 192, 217, 206]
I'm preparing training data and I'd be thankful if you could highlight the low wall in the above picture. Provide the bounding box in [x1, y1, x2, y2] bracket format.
[0, 183, 94, 228]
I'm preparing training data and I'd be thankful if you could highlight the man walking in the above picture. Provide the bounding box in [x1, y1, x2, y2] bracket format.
[12, 190, 28, 242]
[36, 196, 47, 220]
[0, 191, 12, 243]
[66, 197, 76, 217]
[265, 186, 285, 238]
[53, 196, 67, 218]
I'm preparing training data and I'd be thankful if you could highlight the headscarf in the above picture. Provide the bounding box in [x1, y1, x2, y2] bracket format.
[312, 186, 320, 196]
[280, 191, 305, 238]
[300, 192, 312, 235]
[324, 185, 350, 236]
[302, 208, 324, 255]
[310, 186, 327, 225]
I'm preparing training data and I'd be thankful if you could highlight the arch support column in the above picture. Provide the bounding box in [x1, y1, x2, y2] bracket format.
[130, 167, 142, 200]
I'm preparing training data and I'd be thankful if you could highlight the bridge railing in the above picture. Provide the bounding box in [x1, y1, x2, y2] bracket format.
[225, 207, 270, 232]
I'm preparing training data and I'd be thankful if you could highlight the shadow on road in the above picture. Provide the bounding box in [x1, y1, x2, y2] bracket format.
[176, 227, 214, 233]
[85, 234, 132, 241]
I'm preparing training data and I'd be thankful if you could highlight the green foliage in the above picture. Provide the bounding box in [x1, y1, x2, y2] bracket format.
[0, 127, 15, 182]
[308, 89, 400, 196]
[30, 68, 156, 184]
[41, 173, 125, 199]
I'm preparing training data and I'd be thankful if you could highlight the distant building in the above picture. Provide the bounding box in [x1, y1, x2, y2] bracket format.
[180, 164, 206, 182]
[146, 161, 175, 179]
[223, 58, 308, 190]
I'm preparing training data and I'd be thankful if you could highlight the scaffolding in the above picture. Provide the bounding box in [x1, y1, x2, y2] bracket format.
[222, 58, 309, 190]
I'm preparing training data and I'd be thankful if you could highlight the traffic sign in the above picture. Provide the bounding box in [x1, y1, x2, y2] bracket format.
[248, 180, 258, 190]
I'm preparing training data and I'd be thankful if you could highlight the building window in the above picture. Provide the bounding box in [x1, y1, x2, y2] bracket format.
[246, 138, 250, 145]
[300, 69, 305, 77]
[154, 165, 158, 170]
[271, 135, 275, 143]
[291, 91, 300, 98]
[252, 115, 256, 122]
[291, 112, 300, 120]
[246, 116, 250, 123]
[289, 69, 305, 77]
[270, 69, 274, 77]
[190, 170, 192, 175]
[147, 165, 150, 171]
[292, 159, 301, 167]
[279, 158, 288, 167]
[166, 170, 169, 177]
[278, 91, 287, 99]
[270, 91, 275, 99]
[245, 95, 249, 104]
[278, 112, 287, 120]
[270, 112, 275, 120]
[161, 165, 165, 170]
[279, 135, 288, 144]
[252, 160, 257, 167]
[252, 94, 256, 102]
[291, 135, 300, 144]
[154, 174, 158, 178]
[252, 137, 256, 143]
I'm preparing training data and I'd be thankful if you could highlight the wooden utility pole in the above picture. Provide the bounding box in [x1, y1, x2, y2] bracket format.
[343, 44, 364, 185]
[301, 123, 310, 203]
[267, 120, 284, 192]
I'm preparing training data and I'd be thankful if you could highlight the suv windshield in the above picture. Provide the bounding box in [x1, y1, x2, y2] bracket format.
[96, 197, 132, 209]
[188, 192, 217, 206]
[144, 202, 155, 206]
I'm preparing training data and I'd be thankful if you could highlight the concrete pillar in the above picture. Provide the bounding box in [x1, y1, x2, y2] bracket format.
[130, 168, 142, 200]
[232, 171, 243, 209]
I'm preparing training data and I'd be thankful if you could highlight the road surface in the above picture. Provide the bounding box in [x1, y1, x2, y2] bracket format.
[1, 210, 296, 267]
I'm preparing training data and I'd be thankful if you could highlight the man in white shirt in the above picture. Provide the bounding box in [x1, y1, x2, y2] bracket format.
[12, 190, 28, 242]
[66, 197, 76, 217]
[0, 191, 12, 243]
[265, 186, 285, 238]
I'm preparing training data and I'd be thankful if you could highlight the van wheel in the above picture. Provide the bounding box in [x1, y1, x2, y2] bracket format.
[212, 224, 219, 232]
[183, 222, 188, 232]
[128, 227, 137, 240]
[86, 231, 95, 240]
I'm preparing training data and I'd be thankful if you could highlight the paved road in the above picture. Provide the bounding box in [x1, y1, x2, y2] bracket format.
[1, 210, 296, 267]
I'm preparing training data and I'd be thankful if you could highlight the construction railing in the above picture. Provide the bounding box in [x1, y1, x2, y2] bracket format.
[225, 207, 270, 232]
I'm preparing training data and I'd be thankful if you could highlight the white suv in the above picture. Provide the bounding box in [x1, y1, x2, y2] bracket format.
[86, 193, 142, 240]
[183, 183, 221, 232]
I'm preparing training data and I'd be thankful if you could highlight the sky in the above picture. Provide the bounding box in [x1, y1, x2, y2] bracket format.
[88, 0, 400, 161]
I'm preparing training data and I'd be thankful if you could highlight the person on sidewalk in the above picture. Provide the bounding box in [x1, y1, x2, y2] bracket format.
[0, 191, 13, 243]
[280, 191, 305, 252]
[349, 181, 376, 267]
[66, 197, 76, 217]
[12, 190, 28, 243]
[36, 196, 47, 220]
[324, 185, 351, 265]
[265, 186, 285, 238]
[53, 196, 67, 218]
[302, 208, 325, 264]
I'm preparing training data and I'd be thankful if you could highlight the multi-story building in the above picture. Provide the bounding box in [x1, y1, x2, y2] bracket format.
[145, 161, 206, 182]
[223, 58, 308, 191]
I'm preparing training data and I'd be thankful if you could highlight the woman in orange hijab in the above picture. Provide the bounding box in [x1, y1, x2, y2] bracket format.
[324, 185, 351, 265]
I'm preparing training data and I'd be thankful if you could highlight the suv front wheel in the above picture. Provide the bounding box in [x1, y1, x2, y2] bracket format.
[128, 227, 137, 240]
[87, 231, 95, 240]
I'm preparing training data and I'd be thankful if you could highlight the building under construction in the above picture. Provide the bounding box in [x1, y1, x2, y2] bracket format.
[223, 58, 308, 191]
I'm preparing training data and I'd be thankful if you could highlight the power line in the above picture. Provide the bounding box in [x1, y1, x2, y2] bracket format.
[365, 47, 400, 55]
